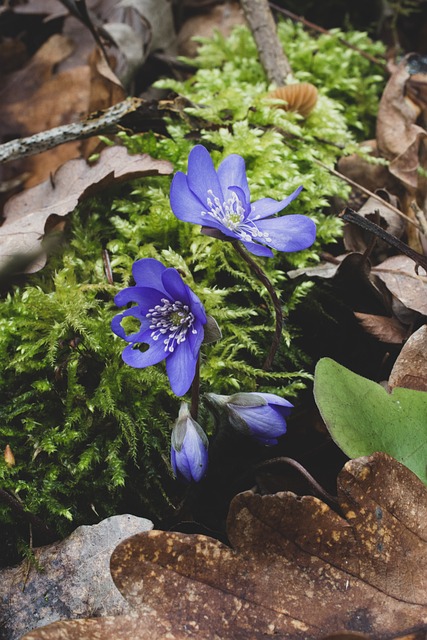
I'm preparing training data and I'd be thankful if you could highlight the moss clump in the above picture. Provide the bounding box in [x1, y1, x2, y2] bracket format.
[0, 21, 385, 545]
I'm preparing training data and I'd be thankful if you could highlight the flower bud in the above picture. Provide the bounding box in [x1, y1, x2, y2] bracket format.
[204, 392, 293, 446]
[171, 403, 209, 482]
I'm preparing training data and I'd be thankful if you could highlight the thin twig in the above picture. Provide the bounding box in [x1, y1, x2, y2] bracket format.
[232, 241, 283, 370]
[0, 98, 141, 164]
[241, 0, 292, 84]
[269, 2, 387, 70]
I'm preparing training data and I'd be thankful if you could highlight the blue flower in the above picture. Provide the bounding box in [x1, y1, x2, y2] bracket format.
[171, 403, 209, 482]
[204, 392, 293, 445]
[170, 145, 316, 258]
[111, 258, 207, 397]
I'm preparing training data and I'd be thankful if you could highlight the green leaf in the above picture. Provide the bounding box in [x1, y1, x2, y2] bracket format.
[313, 358, 427, 484]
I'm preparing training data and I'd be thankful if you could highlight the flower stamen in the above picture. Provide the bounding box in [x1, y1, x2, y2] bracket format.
[201, 189, 272, 244]
[146, 298, 197, 353]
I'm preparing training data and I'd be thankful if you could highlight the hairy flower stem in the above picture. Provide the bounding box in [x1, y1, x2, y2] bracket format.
[190, 355, 201, 420]
[232, 241, 283, 370]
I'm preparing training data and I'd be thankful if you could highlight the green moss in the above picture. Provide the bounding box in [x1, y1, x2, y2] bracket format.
[0, 21, 385, 543]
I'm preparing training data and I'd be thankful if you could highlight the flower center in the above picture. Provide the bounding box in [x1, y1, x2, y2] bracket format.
[201, 189, 272, 244]
[146, 298, 197, 353]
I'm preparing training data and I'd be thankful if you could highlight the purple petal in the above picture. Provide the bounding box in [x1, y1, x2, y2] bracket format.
[187, 288, 207, 324]
[217, 154, 250, 203]
[186, 145, 223, 208]
[121, 339, 167, 368]
[171, 424, 208, 482]
[228, 186, 251, 217]
[170, 172, 211, 226]
[114, 286, 167, 312]
[256, 215, 316, 252]
[230, 404, 288, 439]
[132, 258, 167, 290]
[241, 240, 274, 258]
[249, 186, 303, 220]
[256, 393, 294, 413]
[162, 268, 191, 306]
[166, 341, 198, 396]
[187, 319, 205, 357]
[111, 308, 150, 342]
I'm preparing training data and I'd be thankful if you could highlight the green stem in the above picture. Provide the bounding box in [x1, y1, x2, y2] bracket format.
[233, 241, 283, 370]
[190, 355, 200, 420]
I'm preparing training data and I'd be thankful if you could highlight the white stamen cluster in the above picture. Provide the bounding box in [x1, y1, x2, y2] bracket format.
[201, 189, 272, 244]
[146, 298, 197, 353]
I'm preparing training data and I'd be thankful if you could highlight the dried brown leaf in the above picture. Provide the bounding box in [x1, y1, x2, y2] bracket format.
[343, 190, 405, 255]
[372, 255, 427, 316]
[20, 453, 427, 639]
[354, 312, 408, 344]
[114, 452, 427, 639]
[376, 56, 427, 193]
[0, 146, 173, 272]
[388, 324, 427, 391]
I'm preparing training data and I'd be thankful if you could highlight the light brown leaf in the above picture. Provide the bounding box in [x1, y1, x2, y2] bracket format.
[0, 146, 173, 272]
[354, 312, 408, 344]
[372, 255, 427, 316]
[376, 56, 427, 193]
[389, 324, 427, 391]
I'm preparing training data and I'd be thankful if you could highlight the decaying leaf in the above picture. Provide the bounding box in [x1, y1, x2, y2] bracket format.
[354, 312, 408, 344]
[343, 191, 405, 255]
[0, 146, 173, 272]
[372, 255, 427, 316]
[388, 324, 427, 391]
[23, 453, 427, 640]
[314, 358, 427, 484]
[376, 55, 427, 193]
[21, 453, 427, 640]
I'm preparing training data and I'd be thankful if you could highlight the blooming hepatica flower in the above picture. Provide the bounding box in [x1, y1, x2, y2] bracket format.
[111, 258, 207, 397]
[205, 392, 293, 445]
[170, 145, 316, 257]
[171, 402, 209, 482]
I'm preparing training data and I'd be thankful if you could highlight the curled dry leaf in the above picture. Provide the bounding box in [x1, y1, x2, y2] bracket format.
[354, 312, 408, 344]
[0, 146, 173, 273]
[268, 82, 318, 118]
[376, 55, 427, 193]
[343, 190, 405, 256]
[372, 255, 427, 316]
[388, 324, 427, 391]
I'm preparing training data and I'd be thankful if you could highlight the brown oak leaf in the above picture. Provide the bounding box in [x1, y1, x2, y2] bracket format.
[21, 453, 427, 640]
[0, 146, 173, 273]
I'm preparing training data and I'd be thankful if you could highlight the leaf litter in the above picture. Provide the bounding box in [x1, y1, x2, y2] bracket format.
[21, 453, 427, 640]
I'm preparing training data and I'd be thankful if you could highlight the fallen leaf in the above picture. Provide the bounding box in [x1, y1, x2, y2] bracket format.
[19, 453, 427, 639]
[314, 357, 427, 484]
[343, 190, 405, 256]
[372, 255, 427, 316]
[0, 146, 173, 272]
[388, 324, 427, 391]
[354, 312, 408, 344]
[376, 55, 427, 193]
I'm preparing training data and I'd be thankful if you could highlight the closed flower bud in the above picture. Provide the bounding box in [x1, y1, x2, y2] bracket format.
[204, 392, 293, 446]
[171, 403, 209, 482]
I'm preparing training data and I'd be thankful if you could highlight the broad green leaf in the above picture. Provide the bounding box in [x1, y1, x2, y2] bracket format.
[313, 357, 427, 484]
